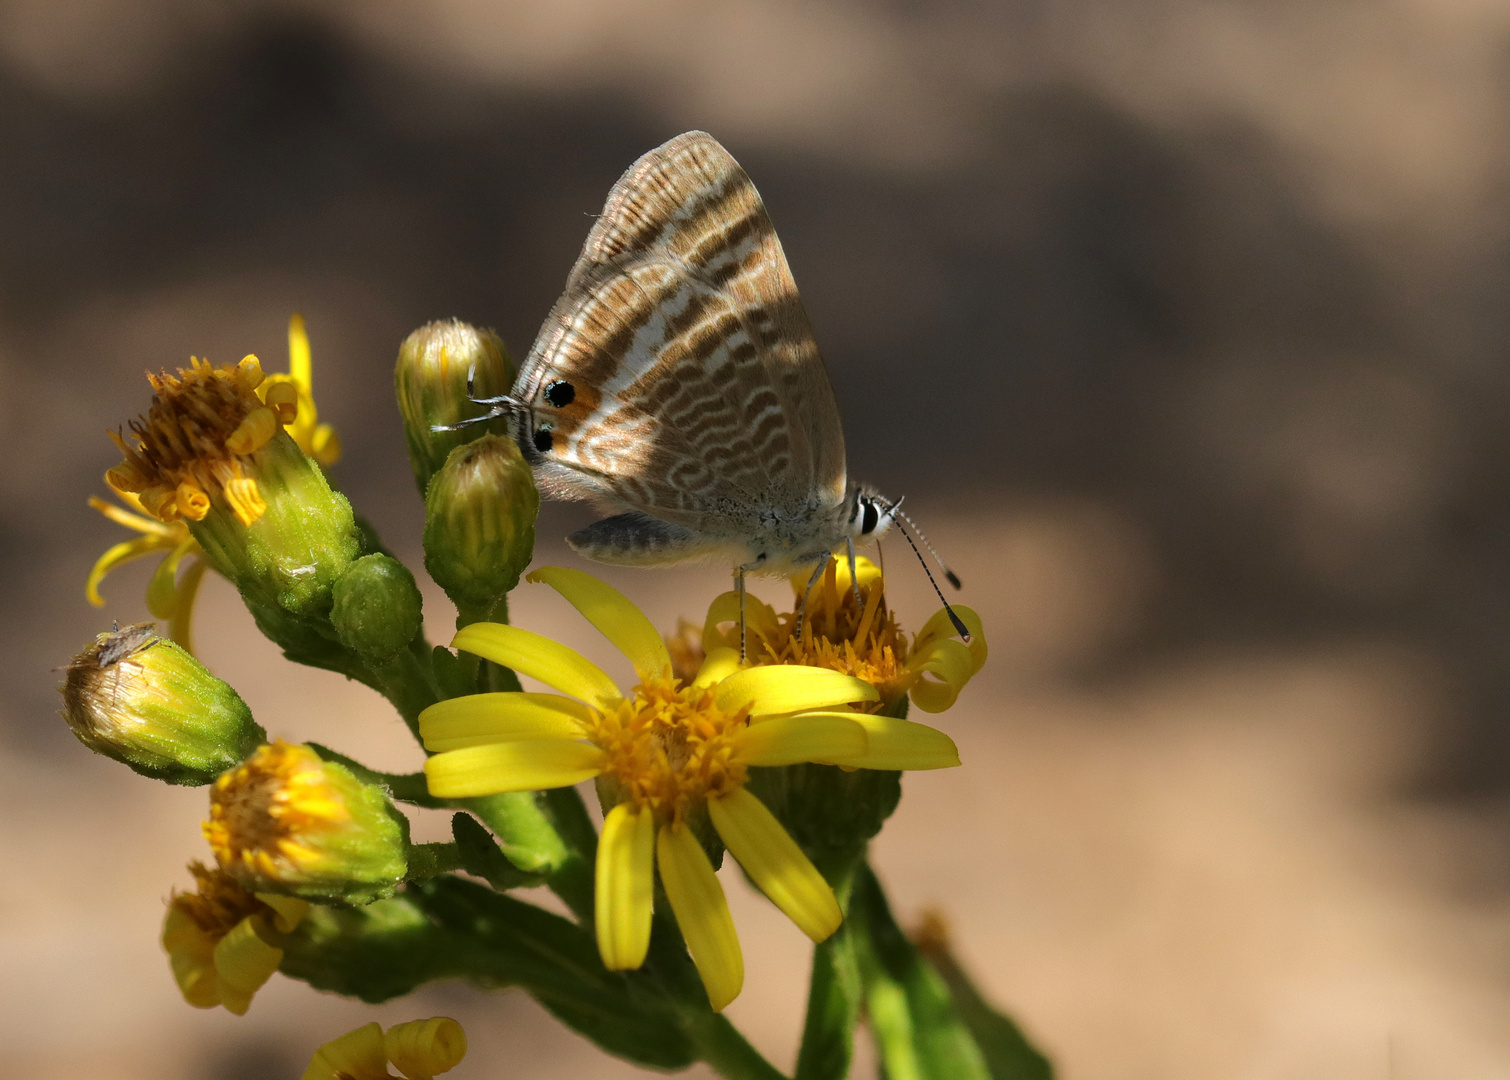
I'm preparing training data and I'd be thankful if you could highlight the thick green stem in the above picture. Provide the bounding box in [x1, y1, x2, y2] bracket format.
[366, 647, 440, 738]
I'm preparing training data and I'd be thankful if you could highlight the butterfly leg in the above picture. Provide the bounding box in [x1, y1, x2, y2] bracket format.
[794, 557, 829, 646]
[846, 537, 861, 606]
[736, 555, 768, 662]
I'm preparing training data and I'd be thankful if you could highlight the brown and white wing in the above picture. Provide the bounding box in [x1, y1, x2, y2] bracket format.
[515, 131, 847, 525]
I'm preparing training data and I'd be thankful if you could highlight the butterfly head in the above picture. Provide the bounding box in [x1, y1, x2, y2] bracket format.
[846, 485, 896, 544]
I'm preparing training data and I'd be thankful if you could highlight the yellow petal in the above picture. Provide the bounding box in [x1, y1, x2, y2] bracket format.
[302, 1021, 388, 1080]
[595, 803, 655, 971]
[452, 623, 621, 708]
[740, 714, 867, 766]
[907, 638, 977, 714]
[846, 714, 961, 770]
[161, 905, 219, 1009]
[424, 739, 606, 798]
[85, 535, 168, 606]
[700, 590, 780, 656]
[385, 1017, 468, 1078]
[212, 914, 283, 1016]
[88, 494, 173, 535]
[254, 892, 310, 934]
[692, 646, 743, 689]
[146, 536, 199, 619]
[419, 693, 592, 752]
[287, 313, 313, 393]
[708, 788, 841, 943]
[715, 665, 878, 717]
[656, 823, 743, 1012]
[169, 558, 208, 656]
[527, 567, 672, 681]
[913, 604, 987, 674]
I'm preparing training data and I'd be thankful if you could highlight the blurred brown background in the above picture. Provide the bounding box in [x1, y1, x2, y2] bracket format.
[6, 0, 1510, 1076]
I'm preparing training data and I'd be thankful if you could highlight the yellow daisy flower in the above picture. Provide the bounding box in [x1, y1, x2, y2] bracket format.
[700, 556, 987, 713]
[420, 567, 960, 1012]
[161, 860, 308, 1015]
[302, 1017, 467, 1080]
[86, 316, 341, 651]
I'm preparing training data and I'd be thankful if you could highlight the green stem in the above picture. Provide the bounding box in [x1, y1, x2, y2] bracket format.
[405, 841, 464, 880]
[366, 646, 440, 738]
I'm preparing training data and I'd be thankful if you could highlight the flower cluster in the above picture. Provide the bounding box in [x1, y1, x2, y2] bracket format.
[60, 314, 1025, 1080]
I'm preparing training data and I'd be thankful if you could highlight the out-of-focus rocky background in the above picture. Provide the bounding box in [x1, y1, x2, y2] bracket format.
[5, 1, 1510, 1076]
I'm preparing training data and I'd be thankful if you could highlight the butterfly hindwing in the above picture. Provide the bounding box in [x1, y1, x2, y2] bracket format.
[516, 132, 848, 536]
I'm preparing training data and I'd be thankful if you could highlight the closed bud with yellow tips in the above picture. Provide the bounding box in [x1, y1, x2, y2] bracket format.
[60, 623, 264, 785]
[395, 320, 514, 494]
[205, 741, 410, 905]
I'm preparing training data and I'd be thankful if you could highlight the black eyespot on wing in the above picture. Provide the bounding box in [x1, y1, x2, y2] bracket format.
[544, 379, 575, 408]
[861, 500, 879, 535]
[533, 427, 554, 453]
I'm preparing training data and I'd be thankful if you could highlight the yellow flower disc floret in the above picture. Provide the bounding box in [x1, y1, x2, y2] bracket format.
[205, 740, 350, 882]
[108, 355, 279, 527]
[594, 675, 750, 825]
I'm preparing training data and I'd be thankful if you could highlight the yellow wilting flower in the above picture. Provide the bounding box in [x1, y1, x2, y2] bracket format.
[86, 317, 341, 648]
[302, 1017, 467, 1080]
[160, 860, 308, 1015]
[700, 556, 987, 714]
[420, 567, 961, 1011]
[204, 741, 409, 905]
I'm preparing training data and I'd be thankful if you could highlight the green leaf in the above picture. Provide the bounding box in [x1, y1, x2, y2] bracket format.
[852, 863, 990, 1080]
[918, 933, 1053, 1080]
[409, 876, 695, 1070]
[279, 892, 445, 1003]
[451, 811, 544, 890]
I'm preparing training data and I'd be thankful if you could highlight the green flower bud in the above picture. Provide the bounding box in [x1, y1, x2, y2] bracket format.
[60, 623, 265, 785]
[423, 435, 538, 623]
[395, 320, 515, 494]
[205, 741, 410, 905]
[331, 554, 424, 661]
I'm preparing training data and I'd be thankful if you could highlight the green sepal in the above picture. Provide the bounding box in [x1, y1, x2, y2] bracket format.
[331, 554, 424, 661]
[451, 812, 545, 890]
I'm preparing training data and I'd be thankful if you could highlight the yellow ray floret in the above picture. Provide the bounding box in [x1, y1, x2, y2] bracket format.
[302, 1016, 466, 1080]
[421, 567, 960, 1011]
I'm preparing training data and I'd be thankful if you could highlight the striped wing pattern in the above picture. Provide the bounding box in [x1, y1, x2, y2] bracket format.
[517, 132, 847, 531]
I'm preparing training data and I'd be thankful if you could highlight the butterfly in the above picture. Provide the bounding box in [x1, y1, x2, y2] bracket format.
[465, 131, 963, 635]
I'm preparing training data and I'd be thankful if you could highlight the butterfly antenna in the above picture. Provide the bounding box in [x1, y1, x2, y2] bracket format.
[886, 499, 962, 589]
[881, 499, 971, 641]
[431, 364, 526, 432]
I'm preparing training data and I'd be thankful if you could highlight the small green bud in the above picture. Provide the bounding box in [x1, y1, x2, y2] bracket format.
[60, 623, 265, 785]
[423, 435, 538, 622]
[206, 741, 410, 905]
[331, 554, 424, 661]
[395, 320, 515, 493]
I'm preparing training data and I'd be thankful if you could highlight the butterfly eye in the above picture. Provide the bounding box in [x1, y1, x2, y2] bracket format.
[860, 500, 880, 535]
[533, 427, 554, 453]
[544, 380, 575, 408]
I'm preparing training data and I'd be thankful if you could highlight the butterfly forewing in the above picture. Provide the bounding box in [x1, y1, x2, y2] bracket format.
[517, 132, 849, 536]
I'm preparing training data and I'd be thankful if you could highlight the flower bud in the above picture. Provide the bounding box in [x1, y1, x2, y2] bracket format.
[423, 435, 538, 622]
[395, 320, 514, 494]
[302, 1017, 467, 1080]
[60, 623, 264, 785]
[331, 554, 424, 661]
[205, 741, 410, 905]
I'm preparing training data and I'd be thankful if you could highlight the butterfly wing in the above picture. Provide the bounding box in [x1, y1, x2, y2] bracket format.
[515, 132, 848, 537]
